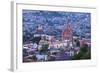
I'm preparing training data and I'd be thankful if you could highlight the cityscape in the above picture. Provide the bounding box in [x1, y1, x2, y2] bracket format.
[22, 10, 91, 62]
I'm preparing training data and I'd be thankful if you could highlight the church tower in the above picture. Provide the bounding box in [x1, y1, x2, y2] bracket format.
[62, 23, 73, 41]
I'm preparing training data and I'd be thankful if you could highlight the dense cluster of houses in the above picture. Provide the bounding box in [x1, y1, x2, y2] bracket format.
[23, 24, 91, 62]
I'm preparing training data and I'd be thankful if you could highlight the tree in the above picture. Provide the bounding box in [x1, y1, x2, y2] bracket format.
[40, 44, 49, 54]
[72, 44, 90, 60]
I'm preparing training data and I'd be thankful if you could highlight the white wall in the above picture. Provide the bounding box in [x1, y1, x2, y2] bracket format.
[0, 0, 100, 73]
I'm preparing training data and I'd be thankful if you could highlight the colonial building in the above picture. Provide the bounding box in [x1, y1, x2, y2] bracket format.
[62, 23, 73, 41]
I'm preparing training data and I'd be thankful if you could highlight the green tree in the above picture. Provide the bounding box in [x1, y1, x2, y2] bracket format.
[72, 44, 91, 60]
[40, 44, 49, 54]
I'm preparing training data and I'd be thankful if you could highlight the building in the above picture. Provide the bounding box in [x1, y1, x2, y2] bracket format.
[62, 24, 73, 41]
[80, 38, 91, 47]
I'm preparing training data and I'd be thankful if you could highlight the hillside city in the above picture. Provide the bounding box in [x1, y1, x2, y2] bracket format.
[23, 10, 91, 62]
